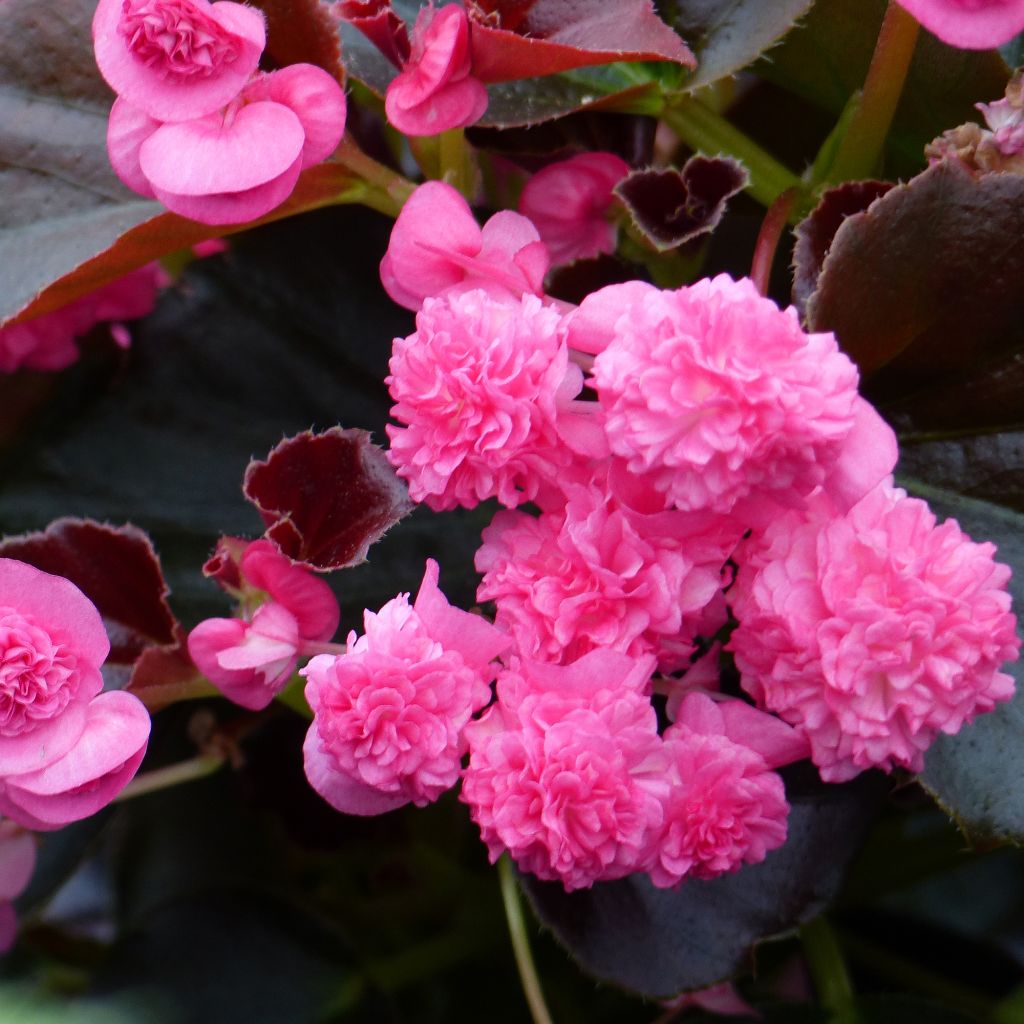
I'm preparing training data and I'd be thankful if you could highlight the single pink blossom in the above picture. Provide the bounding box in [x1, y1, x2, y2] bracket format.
[107, 65, 346, 225]
[895, 0, 1024, 49]
[518, 153, 630, 266]
[461, 650, 665, 891]
[0, 820, 35, 953]
[93, 0, 266, 121]
[303, 560, 508, 815]
[187, 539, 340, 709]
[572, 275, 892, 516]
[0, 265, 163, 374]
[0, 560, 150, 830]
[379, 181, 550, 310]
[728, 481, 1021, 782]
[650, 694, 790, 887]
[386, 288, 580, 510]
[475, 465, 740, 669]
[384, 4, 488, 136]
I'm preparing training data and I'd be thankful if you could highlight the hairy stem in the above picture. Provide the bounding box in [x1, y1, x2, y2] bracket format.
[331, 136, 417, 217]
[801, 916, 855, 1019]
[751, 187, 799, 296]
[499, 856, 555, 1024]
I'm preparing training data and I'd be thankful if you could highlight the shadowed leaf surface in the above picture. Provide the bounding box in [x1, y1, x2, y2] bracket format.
[521, 767, 886, 998]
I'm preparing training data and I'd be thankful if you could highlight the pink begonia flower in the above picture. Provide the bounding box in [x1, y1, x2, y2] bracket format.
[107, 64, 347, 226]
[0, 820, 35, 953]
[570, 275, 896, 516]
[188, 539, 340, 710]
[379, 181, 550, 310]
[384, 4, 488, 136]
[0, 264, 163, 374]
[303, 560, 508, 815]
[461, 650, 666, 891]
[475, 463, 741, 669]
[518, 153, 630, 266]
[386, 288, 580, 510]
[895, 0, 1024, 49]
[0, 560, 150, 831]
[728, 480, 1021, 782]
[93, 0, 266, 122]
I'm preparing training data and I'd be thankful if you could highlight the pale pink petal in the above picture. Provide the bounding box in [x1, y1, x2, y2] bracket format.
[140, 102, 304, 195]
[93, 0, 266, 122]
[106, 97, 160, 198]
[413, 559, 509, 670]
[896, 0, 1024, 49]
[152, 154, 303, 225]
[242, 65, 347, 167]
[0, 697, 90, 778]
[566, 281, 657, 355]
[303, 724, 410, 815]
[3, 691, 150, 828]
[822, 397, 899, 513]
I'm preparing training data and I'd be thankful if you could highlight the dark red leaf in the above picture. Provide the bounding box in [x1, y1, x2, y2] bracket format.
[791, 180, 893, 315]
[243, 428, 414, 572]
[806, 161, 1024, 379]
[468, 0, 695, 83]
[0, 519, 176, 665]
[248, 0, 345, 79]
[202, 537, 250, 594]
[614, 156, 748, 251]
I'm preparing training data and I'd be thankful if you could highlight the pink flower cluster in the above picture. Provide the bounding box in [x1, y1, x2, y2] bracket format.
[95, 0, 347, 224]
[0, 560, 150, 831]
[349, 179, 1019, 888]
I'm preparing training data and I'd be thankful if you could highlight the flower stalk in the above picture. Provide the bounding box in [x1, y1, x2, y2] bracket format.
[499, 856, 555, 1024]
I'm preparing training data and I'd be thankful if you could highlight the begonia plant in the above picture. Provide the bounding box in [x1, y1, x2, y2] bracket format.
[1, 0, 1023, 1021]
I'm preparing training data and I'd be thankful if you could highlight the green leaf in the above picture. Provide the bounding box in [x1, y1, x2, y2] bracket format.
[755, 0, 1009, 179]
[659, 0, 814, 90]
[519, 767, 886, 999]
[901, 481, 1024, 846]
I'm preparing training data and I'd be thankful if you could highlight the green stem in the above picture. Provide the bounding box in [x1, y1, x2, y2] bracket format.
[331, 136, 417, 218]
[801, 916, 855, 1020]
[825, 1, 920, 184]
[751, 187, 799, 296]
[663, 97, 801, 208]
[498, 856, 555, 1024]
[438, 128, 477, 198]
[115, 753, 225, 803]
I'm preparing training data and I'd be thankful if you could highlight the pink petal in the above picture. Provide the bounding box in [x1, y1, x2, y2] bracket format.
[106, 97, 160, 198]
[303, 725, 409, 816]
[140, 101, 304, 195]
[823, 397, 898, 513]
[0, 830, 35, 901]
[567, 281, 657, 355]
[379, 180, 482, 310]
[0, 559, 109, 669]
[896, 0, 1024, 48]
[92, 0, 266, 122]
[3, 691, 150, 829]
[413, 559, 509, 671]
[151, 154, 303, 225]
[0, 696, 91, 778]
[244, 65, 348, 167]
[240, 541, 340, 642]
[717, 700, 811, 770]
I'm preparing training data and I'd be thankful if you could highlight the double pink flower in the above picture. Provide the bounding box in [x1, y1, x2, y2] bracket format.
[94, 0, 347, 224]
